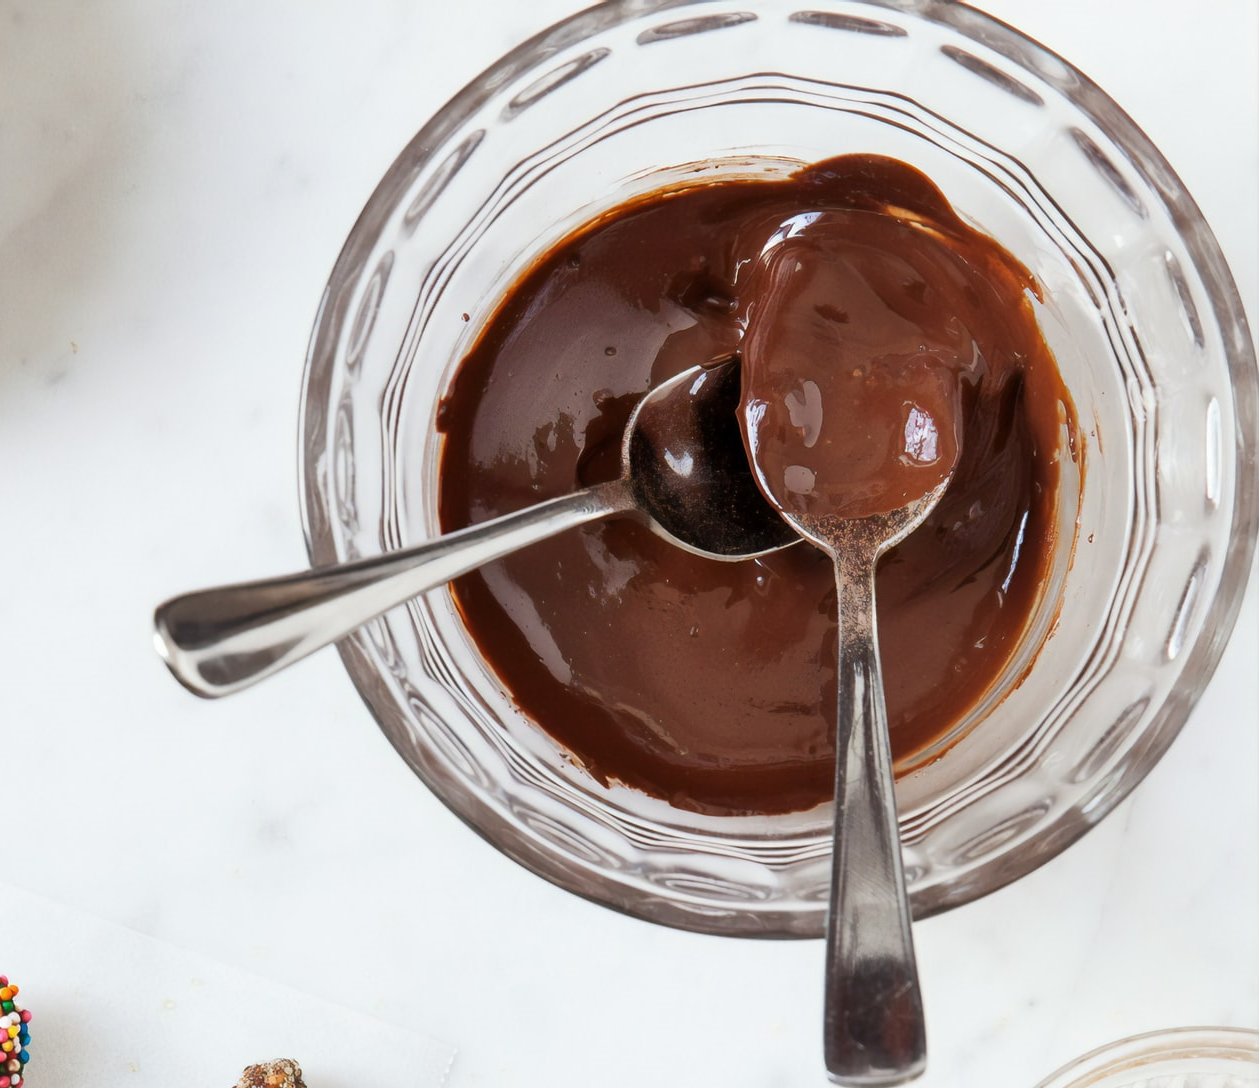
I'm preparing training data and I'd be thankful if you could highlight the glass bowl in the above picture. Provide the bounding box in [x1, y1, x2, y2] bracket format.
[298, 0, 1257, 936]
[1033, 1027, 1259, 1088]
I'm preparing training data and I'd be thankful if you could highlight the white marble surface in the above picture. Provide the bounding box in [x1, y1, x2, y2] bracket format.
[1, 2, 1255, 1086]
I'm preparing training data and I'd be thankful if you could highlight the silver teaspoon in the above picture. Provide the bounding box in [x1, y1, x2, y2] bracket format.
[155, 356, 796, 698]
[788, 482, 950, 1086]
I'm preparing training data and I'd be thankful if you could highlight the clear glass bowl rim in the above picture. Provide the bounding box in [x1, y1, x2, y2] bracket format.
[1032, 1026, 1259, 1088]
[298, 0, 1259, 932]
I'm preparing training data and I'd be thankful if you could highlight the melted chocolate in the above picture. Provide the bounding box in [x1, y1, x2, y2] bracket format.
[739, 208, 968, 520]
[437, 155, 1076, 817]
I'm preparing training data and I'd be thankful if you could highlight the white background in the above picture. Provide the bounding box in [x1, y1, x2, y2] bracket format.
[1, 2, 1255, 1086]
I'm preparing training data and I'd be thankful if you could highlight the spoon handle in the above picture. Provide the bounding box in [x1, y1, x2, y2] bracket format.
[824, 555, 926, 1086]
[154, 480, 633, 699]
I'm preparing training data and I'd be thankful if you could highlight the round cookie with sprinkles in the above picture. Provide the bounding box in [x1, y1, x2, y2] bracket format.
[0, 976, 31, 1088]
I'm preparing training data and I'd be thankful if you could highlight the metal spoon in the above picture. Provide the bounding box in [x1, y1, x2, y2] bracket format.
[154, 356, 796, 698]
[779, 482, 951, 1086]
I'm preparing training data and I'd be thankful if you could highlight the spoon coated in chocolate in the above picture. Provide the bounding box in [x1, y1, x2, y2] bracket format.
[739, 211, 972, 1083]
[155, 356, 795, 698]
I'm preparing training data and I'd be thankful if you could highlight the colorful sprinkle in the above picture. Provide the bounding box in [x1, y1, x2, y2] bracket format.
[0, 978, 29, 1088]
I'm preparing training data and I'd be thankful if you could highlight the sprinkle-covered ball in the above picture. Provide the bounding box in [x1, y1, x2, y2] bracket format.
[236, 1058, 307, 1088]
[0, 976, 31, 1088]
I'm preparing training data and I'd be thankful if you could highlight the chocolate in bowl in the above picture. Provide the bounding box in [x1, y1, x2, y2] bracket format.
[435, 154, 1079, 818]
[299, 0, 1258, 935]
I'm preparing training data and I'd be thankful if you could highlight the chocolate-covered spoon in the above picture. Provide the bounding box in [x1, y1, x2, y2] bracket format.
[155, 355, 795, 698]
[738, 208, 970, 1083]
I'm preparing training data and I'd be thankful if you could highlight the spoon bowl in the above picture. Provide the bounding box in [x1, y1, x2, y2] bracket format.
[627, 358, 801, 558]
[155, 356, 795, 698]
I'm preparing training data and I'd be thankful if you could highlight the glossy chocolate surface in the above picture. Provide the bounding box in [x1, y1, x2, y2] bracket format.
[739, 205, 968, 521]
[437, 155, 1076, 816]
